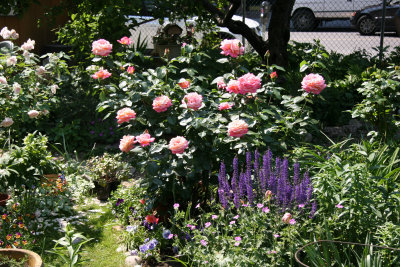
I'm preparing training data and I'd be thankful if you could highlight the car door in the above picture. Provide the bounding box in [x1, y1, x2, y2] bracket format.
[323, 0, 354, 18]
[353, 0, 382, 12]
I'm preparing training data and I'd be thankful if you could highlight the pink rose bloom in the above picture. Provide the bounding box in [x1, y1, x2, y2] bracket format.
[117, 36, 132, 45]
[220, 39, 244, 58]
[27, 110, 40, 118]
[169, 136, 188, 154]
[92, 68, 111, 80]
[0, 27, 11, 39]
[116, 107, 136, 124]
[136, 133, 155, 147]
[228, 120, 248, 138]
[119, 135, 136, 153]
[0, 77, 6, 84]
[217, 78, 226, 90]
[218, 102, 233, 110]
[13, 83, 21, 94]
[238, 73, 261, 94]
[0, 117, 13, 127]
[178, 79, 190, 89]
[289, 219, 296, 225]
[36, 66, 46, 76]
[91, 39, 113, 56]
[50, 84, 59, 94]
[226, 80, 240, 94]
[270, 71, 277, 79]
[153, 95, 172, 113]
[21, 39, 35, 51]
[301, 73, 327, 95]
[127, 66, 135, 74]
[282, 213, 292, 224]
[6, 56, 17, 66]
[182, 92, 202, 111]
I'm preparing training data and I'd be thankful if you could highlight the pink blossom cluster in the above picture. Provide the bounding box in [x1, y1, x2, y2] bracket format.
[301, 73, 327, 95]
[225, 73, 261, 95]
[169, 136, 188, 154]
[21, 39, 35, 51]
[178, 79, 190, 89]
[0, 27, 19, 40]
[117, 36, 132, 45]
[119, 132, 155, 152]
[92, 39, 113, 57]
[228, 120, 248, 138]
[116, 107, 136, 124]
[152, 95, 172, 113]
[182, 92, 202, 111]
[92, 68, 111, 80]
[220, 39, 244, 58]
[218, 102, 233, 110]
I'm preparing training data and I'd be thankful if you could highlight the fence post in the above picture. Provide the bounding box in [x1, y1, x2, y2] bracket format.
[379, 0, 387, 62]
[242, 0, 246, 47]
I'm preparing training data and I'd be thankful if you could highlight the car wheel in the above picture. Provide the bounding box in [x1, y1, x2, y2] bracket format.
[357, 15, 376, 35]
[292, 9, 318, 31]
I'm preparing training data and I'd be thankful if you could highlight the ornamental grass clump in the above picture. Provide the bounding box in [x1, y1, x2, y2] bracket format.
[218, 149, 316, 217]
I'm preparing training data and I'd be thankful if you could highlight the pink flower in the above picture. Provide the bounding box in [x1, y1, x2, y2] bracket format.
[117, 36, 132, 45]
[27, 110, 40, 118]
[182, 92, 202, 111]
[6, 56, 17, 66]
[238, 73, 261, 94]
[336, 204, 344, 209]
[119, 135, 136, 153]
[228, 120, 248, 138]
[270, 71, 277, 79]
[116, 107, 136, 124]
[205, 222, 211, 228]
[234, 242, 240, 246]
[226, 80, 240, 94]
[298, 204, 305, 208]
[92, 68, 111, 80]
[289, 219, 296, 225]
[262, 207, 270, 213]
[152, 95, 172, 113]
[218, 102, 233, 111]
[182, 42, 187, 47]
[178, 79, 190, 89]
[0, 27, 18, 40]
[91, 39, 113, 56]
[220, 39, 244, 58]
[0, 117, 13, 127]
[127, 66, 135, 74]
[168, 234, 173, 239]
[235, 237, 242, 241]
[273, 234, 280, 238]
[36, 66, 46, 76]
[169, 136, 188, 154]
[211, 215, 218, 220]
[257, 203, 264, 209]
[0, 77, 7, 84]
[173, 203, 180, 209]
[229, 220, 236, 225]
[233, 215, 239, 219]
[301, 73, 327, 95]
[217, 78, 226, 90]
[282, 213, 292, 224]
[21, 39, 35, 51]
[200, 240, 207, 246]
[13, 83, 21, 94]
[136, 133, 155, 147]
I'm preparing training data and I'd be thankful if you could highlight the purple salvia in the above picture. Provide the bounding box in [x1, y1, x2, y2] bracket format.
[231, 165, 240, 209]
[233, 157, 239, 187]
[309, 200, 317, 218]
[220, 162, 231, 200]
[239, 172, 246, 198]
[246, 171, 254, 205]
[259, 169, 266, 192]
[254, 149, 260, 185]
[269, 172, 276, 195]
[293, 162, 300, 185]
[218, 188, 228, 209]
[275, 157, 281, 182]
[303, 171, 311, 204]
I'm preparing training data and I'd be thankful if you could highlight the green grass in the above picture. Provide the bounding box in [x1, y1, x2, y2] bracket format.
[41, 199, 126, 267]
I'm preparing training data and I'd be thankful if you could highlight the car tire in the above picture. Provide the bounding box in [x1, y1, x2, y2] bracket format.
[357, 15, 376, 35]
[292, 9, 318, 31]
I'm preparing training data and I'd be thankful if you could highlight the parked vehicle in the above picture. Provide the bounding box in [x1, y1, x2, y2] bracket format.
[291, 0, 381, 31]
[350, 0, 400, 35]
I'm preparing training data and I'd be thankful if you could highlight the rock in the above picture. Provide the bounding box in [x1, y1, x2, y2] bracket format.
[112, 225, 124, 231]
[125, 256, 142, 266]
[116, 245, 126, 253]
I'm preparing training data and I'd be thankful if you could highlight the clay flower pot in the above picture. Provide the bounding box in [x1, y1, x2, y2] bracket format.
[0, 248, 43, 267]
[0, 193, 10, 207]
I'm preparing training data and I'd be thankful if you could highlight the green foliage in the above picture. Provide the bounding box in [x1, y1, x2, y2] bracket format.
[0, 254, 28, 267]
[350, 66, 400, 138]
[47, 223, 93, 267]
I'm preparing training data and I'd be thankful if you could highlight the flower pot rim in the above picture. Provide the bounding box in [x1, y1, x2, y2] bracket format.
[0, 248, 43, 267]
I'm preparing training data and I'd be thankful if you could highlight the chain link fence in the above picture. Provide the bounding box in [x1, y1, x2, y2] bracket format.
[240, 0, 400, 56]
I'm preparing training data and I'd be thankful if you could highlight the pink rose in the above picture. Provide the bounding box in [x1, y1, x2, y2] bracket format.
[119, 135, 136, 153]
[301, 73, 327, 95]
[282, 213, 292, 223]
[91, 39, 113, 57]
[13, 83, 21, 94]
[0, 117, 13, 127]
[218, 102, 233, 110]
[152, 95, 172, 113]
[116, 107, 136, 124]
[270, 71, 277, 79]
[136, 133, 155, 147]
[36, 66, 46, 76]
[226, 80, 240, 94]
[21, 39, 35, 51]
[117, 36, 132, 45]
[169, 136, 188, 154]
[0, 77, 6, 84]
[6, 56, 17, 66]
[217, 78, 226, 90]
[178, 79, 190, 89]
[228, 120, 248, 138]
[92, 68, 111, 79]
[238, 73, 261, 94]
[220, 39, 244, 58]
[182, 92, 202, 111]
[28, 110, 40, 118]
[127, 66, 135, 74]
[1, 27, 18, 40]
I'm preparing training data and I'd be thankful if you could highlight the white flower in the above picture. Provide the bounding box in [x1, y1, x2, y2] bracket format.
[35, 209, 41, 217]
[27, 110, 40, 118]
[0, 117, 13, 127]
[21, 38, 35, 51]
[23, 50, 31, 60]
[9, 29, 19, 40]
[0, 27, 11, 39]
[0, 76, 7, 84]
[13, 82, 21, 94]
[50, 84, 58, 94]
[6, 56, 17, 66]
[36, 66, 46, 76]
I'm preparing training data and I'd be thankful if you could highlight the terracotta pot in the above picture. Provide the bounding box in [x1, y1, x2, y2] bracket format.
[0, 193, 10, 207]
[0, 248, 42, 267]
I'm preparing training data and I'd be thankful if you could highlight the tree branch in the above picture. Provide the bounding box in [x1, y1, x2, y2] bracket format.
[223, 1, 241, 23]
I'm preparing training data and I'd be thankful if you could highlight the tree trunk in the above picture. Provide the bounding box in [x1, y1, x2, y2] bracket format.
[267, 0, 295, 67]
